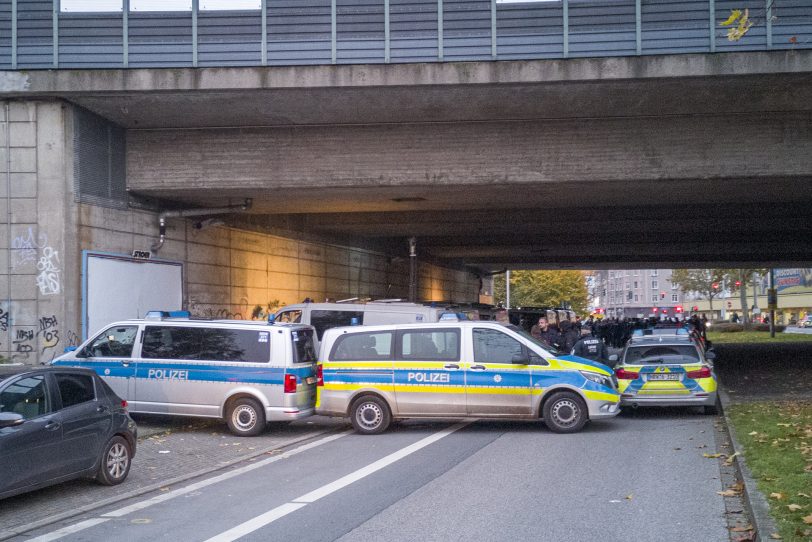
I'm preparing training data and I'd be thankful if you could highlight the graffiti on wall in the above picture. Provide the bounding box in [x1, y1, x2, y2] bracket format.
[36, 247, 61, 296]
[38, 315, 60, 356]
[12, 328, 35, 361]
[11, 227, 47, 268]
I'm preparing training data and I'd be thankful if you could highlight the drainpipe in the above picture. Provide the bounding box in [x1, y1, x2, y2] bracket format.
[4, 101, 11, 360]
[150, 199, 252, 253]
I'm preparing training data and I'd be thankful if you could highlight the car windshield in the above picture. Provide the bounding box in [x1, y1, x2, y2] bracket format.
[624, 344, 700, 364]
[505, 324, 560, 356]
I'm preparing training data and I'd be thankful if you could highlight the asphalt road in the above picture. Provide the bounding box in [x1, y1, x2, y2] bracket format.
[11, 410, 730, 542]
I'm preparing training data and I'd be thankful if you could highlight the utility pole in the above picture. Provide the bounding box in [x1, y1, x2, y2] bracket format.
[506, 270, 511, 309]
[408, 237, 417, 303]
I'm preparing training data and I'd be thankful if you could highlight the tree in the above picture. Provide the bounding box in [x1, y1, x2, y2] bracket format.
[671, 269, 731, 315]
[493, 270, 588, 315]
[727, 268, 768, 326]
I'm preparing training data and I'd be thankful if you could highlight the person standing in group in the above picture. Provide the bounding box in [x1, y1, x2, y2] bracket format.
[572, 328, 609, 365]
[559, 320, 580, 352]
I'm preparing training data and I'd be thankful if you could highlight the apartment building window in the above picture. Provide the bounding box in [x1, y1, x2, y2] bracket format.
[634, 294, 639, 302]
[652, 294, 658, 303]
[651, 270, 659, 276]
[634, 281, 638, 289]
[672, 282, 678, 290]
[672, 294, 679, 302]
[651, 280, 658, 289]
[626, 283, 630, 290]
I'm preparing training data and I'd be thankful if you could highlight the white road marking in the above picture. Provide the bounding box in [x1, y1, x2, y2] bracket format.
[204, 420, 473, 542]
[22, 519, 109, 542]
[23, 431, 350, 542]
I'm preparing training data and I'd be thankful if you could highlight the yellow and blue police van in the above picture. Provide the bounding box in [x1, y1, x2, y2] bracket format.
[315, 321, 620, 434]
[613, 333, 718, 414]
[52, 311, 318, 436]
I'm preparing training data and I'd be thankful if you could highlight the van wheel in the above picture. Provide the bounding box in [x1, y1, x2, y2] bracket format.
[350, 396, 391, 435]
[96, 436, 131, 486]
[226, 397, 266, 437]
[543, 392, 588, 433]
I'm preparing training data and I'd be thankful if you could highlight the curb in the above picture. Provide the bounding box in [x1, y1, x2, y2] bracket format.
[0, 427, 339, 541]
[718, 387, 779, 542]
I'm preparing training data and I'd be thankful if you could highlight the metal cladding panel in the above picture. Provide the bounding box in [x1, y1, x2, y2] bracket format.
[267, 0, 332, 66]
[443, 0, 490, 61]
[569, 0, 636, 57]
[771, 0, 812, 50]
[199, 10, 261, 66]
[73, 106, 128, 210]
[0, 0, 10, 68]
[496, 1, 563, 60]
[128, 12, 193, 67]
[641, 0, 710, 54]
[17, 0, 53, 69]
[390, 0, 438, 62]
[715, 0, 767, 51]
[337, 0, 385, 63]
[59, 14, 123, 68]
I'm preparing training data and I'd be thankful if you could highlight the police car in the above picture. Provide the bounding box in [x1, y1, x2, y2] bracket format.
[316, 321, 620, 434]
[613, 334, 718, 414]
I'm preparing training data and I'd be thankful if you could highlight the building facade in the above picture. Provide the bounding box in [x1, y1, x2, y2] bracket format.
[594, 269, 684, 319]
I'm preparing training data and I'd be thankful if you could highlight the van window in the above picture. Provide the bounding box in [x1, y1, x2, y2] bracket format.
[310, 310, 364, 340]
[331, 332, 393, 362]
[399, 329, 460, 361]
[291, 329, 317, 363]
[83, 326, 138, 358]
[276, 310, 302, 324]
[473, 328, 524, 364]
[141, 326, 271, 363]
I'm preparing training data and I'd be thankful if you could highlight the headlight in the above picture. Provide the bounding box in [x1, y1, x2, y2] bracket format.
[580, 371, 613, 388]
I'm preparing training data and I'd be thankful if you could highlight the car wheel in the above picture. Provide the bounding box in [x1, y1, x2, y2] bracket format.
[350, 395, 391, 435]
[96, 436, 132, 486]
[226, 397, 266, 437]
[703, 404, 719, 415]
[543, 391, 589, 433]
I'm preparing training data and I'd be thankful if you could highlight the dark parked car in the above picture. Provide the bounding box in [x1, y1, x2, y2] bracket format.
[0, 365, 137, 500]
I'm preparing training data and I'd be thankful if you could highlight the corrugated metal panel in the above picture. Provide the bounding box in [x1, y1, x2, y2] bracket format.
[496, 1, 563, 60]
[74, 106, 128, 210]
[199, 10, 261, 66]
[129, 12, 193, 67]
[59, 14, 123, 68]
[17, 0, 53, 69]
[569, 0, 636, 58]
[641, 0, 710, 55]
[337, 0, 385, 64]
[267, 0, 332, 66]
[0, 1, 11, 69]
[443, 0, 490, 61]
[715, 0, 767, 51]
[771, 0, 812, 50]
[390, 0, 438, 63]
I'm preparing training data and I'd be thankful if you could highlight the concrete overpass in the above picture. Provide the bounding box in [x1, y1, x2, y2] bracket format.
[3, 50, 811, 270]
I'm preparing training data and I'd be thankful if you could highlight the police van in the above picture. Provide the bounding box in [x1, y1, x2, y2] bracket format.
[274, 301, 457, 345]
[52, 312, 317, 436]
[316, 321, 620, 434]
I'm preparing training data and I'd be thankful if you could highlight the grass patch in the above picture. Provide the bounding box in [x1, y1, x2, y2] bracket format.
[708, 331, 812, 344]
[727, 401, 812, 541]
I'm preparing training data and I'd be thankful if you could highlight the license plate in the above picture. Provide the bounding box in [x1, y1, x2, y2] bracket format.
[306, 377, 316, 385]
[648, 373, 680, 381]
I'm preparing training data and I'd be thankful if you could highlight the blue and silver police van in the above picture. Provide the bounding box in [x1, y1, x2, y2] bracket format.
[52, 312, 317, 436]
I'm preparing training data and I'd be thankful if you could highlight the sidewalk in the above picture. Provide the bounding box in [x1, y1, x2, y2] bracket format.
[0, 415, 349, 540]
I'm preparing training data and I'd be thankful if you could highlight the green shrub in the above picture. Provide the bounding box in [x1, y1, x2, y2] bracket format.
[710, 323, 744, 333]
[751, 323, 786, 332]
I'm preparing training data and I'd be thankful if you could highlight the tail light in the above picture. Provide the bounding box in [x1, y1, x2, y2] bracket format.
[686, 366, 712, 379]
[284, 374, 297, 393]
[121, 400, 128, 410]
[316, 364, 324, 387]
[615, 368, 640, 380]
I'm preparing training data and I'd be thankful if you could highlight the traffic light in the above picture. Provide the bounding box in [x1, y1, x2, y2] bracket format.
[735, 280, 741, 287]
[660, 292, 665, 299]
[692, 306, 699, 311]
[676, 306, 683, 313]
[712, 282, 719, 290]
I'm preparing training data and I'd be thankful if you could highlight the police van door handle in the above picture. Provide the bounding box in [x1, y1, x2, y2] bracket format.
[444, 363, 460, 369]
[470, 365, 486, 371]
[121, 361, 130, 367]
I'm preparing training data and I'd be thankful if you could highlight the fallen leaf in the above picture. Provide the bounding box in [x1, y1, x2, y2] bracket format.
[625, 494, 633, 500]
[724, 452, 740, 466]
[788, 504, 804, 512]
[798, 493, 811, 499]
[718, 489, 739, 497]
[160, 486, 170, 492]
[803, 514, 812, 524]
[704, 453, 723, 458]
[748, 431, 758, 436]
[769, 534, 782, 540]
[730, 525, 752, 532]
[770, 493, 785, 500]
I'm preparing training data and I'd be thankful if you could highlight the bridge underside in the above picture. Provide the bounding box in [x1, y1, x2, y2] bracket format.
[8, 51, 812, 270]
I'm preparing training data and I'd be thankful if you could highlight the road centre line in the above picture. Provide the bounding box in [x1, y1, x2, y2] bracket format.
[204, 420, 474, 542]
[24, 431, 351, 542]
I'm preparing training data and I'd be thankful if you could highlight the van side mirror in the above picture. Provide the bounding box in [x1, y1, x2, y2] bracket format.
[511, 354, 530, 365]
[0, 412, 24, 429]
